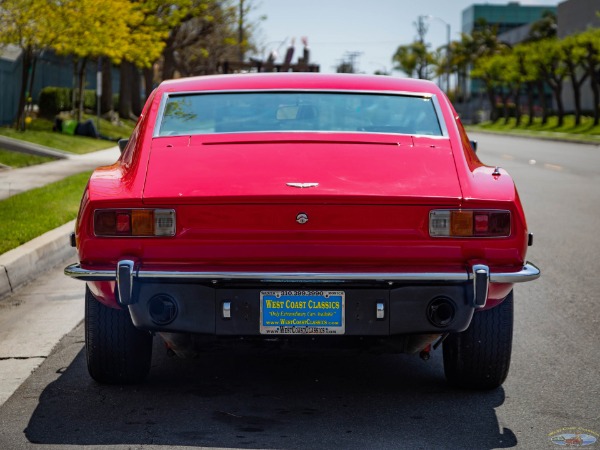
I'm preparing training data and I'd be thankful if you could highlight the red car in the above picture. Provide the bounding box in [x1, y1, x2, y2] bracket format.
[65, 73, 539, 389]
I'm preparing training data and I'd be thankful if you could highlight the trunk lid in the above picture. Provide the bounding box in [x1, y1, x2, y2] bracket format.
[142, 134, 463, 205]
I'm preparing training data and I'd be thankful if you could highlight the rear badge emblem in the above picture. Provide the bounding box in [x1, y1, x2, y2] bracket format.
[287, 182, 319, 188]
[296, 213, 309, 224]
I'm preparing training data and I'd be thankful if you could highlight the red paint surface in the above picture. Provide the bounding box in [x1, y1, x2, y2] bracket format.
[75, 74, 530, 309]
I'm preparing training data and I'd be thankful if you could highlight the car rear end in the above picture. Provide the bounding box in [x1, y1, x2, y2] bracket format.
[66, 75, 539, 386]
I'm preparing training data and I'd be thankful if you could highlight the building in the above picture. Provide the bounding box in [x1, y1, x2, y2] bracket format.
[458, 2, 557, 121]
[462, 2, 557, 35]
[557, 0, 600, 112]
[0, 45, 24, 127]
[0, 48, 119, 126]
[557, 0, 600, 37]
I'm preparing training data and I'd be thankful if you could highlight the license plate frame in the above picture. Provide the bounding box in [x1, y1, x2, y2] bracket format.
[259, 290, 345, 335]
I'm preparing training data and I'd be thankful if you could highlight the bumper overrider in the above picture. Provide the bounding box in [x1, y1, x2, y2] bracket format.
[65, 261, 540, 335]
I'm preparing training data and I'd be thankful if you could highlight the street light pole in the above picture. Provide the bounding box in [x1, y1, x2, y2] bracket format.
[422, 15, 451, 93]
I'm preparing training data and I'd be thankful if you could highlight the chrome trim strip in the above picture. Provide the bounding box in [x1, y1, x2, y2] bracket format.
[431, 94, 449, 137]
[488, 262, 541, 283]
[64, 262, 540, 284]
[153, 93, 169, 138]
[153, 90, 448, 138]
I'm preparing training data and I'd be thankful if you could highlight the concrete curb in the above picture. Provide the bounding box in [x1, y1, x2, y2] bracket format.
[0, 135, 71, 159]
[0, 221, 76, 298]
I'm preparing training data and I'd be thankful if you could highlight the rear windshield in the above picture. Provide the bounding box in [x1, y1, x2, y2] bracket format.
[158, 91, 443, 137]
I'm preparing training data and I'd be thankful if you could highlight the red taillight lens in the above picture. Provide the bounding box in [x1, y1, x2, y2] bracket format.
[116, 213, 131, 233]
[430, 210, 511, 237]
[94, 211, 118, 235]
[94, 209, 175, 237]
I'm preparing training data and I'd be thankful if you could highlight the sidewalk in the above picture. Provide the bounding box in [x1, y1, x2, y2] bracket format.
[0, 145, 120, 297]
[0, 146, 119, 200]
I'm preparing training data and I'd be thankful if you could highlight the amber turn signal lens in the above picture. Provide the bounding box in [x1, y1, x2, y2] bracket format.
[132, 210, 154, 236]
[450, 211, 473, 236]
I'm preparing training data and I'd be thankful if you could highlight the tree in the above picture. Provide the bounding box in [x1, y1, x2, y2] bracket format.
[578, 28, 600, 125]
[527, 10, 557, 42]
[0, 0, 57, 130]
[167, 1, 246, 77]
[392, 41, 434, 79]
[471, 53, 507, 122]
[51, 0, 146, 121]
[336, 61, 355, 73]
[561, 34, 589, 126]
[532, 39, 568, 127]
[451, 19, 505, 103]
[513, 43, 542, 126]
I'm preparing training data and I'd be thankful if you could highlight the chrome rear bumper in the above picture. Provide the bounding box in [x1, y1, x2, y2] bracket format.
[65, 261, 540, 308]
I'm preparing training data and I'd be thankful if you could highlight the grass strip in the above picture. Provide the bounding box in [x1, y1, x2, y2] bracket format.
[0, 171, 91, 254]
[468, 115, 600, 143]
[0, 148, 55, 168]
[0, 116, 134, 155]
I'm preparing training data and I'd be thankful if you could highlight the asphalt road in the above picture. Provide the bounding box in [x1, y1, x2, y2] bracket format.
[0, 133, 598, 449]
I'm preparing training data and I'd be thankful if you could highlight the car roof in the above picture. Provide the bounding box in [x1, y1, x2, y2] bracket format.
[157, 73, 443, 95]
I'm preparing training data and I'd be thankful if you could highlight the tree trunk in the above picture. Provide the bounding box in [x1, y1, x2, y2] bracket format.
[572, 78, 582, 126]
[72, 60, 78, 115]
[131, 66, 142, 117]
[77, 57, 88, 122]
[101, 58, 113, 114]
[513, 86, 522, 127]
[486, 85, 497, 122]
[526, 82, 535, 126]
[585, 49, 600, 126]
[501, 91, 510, 125]
[143, 66, 154, 101]
[15, 46, 33, 130]
[549, 80, 565, 127]
[162, 30, 178, 80]
[592, 71, 600, 126]
[537, 80, 549, 125]
[567, 61, 588, 126]
[119, 61, 133, 119]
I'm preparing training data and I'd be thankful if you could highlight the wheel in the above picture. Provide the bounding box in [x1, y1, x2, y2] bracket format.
[443, 291, 513, 389]
[85, 286, 153, 384]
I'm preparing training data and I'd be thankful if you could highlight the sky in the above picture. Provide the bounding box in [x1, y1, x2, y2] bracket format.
[248, 0, 561, 75]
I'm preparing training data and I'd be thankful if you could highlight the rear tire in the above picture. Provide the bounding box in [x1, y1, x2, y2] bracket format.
[443, 291, 513, 389]
[85, 286, 153, 384]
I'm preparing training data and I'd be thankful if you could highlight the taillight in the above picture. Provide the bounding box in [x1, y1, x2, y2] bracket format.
[429, 210, 510, 237]
[94, 209, 175, 236]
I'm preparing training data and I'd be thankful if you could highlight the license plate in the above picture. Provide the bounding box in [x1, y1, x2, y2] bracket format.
[260, 290, 345, 335]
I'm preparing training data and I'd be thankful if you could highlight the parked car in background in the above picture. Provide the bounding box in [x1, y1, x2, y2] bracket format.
[65, 73, 539, 389]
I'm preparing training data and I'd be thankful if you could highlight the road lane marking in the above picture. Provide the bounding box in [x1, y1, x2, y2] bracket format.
[544, 163, 563, 171]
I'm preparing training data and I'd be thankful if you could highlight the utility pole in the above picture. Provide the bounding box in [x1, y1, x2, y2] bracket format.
[238, 0, 244, 62]
[344, 51, 362, 73]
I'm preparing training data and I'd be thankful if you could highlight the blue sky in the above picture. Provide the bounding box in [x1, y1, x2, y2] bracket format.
[248, 0, 561, 75]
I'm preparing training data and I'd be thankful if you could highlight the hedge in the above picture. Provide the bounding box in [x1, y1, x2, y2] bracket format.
[38, 87, 97, 117]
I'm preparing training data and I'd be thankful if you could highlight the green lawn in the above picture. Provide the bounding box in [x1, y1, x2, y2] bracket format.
[0, 116, 135, 154]
[0, 148, 55, 168]
[0, 171, 91, 254]
[468, 115, 600, 144]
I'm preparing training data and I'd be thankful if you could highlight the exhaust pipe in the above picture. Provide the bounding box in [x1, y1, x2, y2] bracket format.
[148, 294, 178, 325]
[427, 297, 456, 328]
